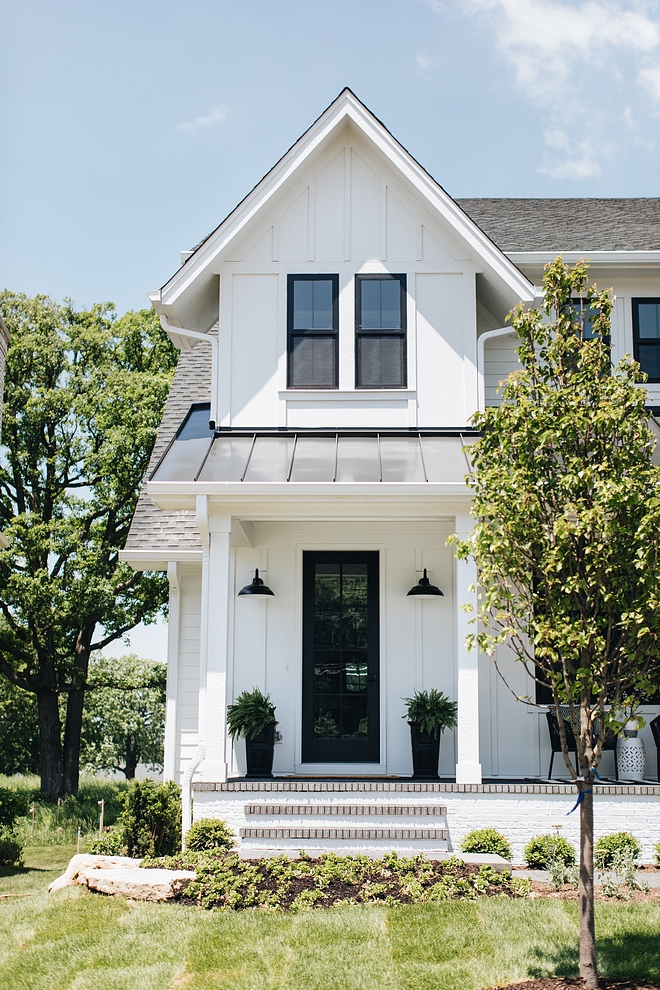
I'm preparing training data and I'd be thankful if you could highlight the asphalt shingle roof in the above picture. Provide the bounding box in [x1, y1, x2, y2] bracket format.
[456, 198, 660, 253]
[123, 341, 212, 555]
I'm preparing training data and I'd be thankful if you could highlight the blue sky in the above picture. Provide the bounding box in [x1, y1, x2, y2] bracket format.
[3, 0, 660, 317]
[3, 0, 660, 661]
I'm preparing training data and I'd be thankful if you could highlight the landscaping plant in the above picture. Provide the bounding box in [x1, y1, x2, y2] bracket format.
[141, 850, 530, 910]
[594, 831, 642, 869]
[0, 830, 22, 868]
[524, 834, 576, 870]
[99, 779, 181, 858]
[227, 688, 277, 740]
[401, 689, 458, 738]
[451, 258, 660, 987]
[184, 818, 236, 853]
[459, 828, 512, 860]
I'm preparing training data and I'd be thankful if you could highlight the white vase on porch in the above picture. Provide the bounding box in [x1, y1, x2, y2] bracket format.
[617, 723, 646, 782]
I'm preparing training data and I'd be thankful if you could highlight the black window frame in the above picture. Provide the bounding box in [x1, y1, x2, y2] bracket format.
[355, 274, 407, 389]
[632, 298, 660, 384]
[287, 274, 339, 390]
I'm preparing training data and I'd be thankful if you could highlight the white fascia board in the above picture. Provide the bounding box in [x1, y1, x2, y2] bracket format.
[146, 482, 472, 514]
[120, 548, 203, 572]
[507, 251, 660, 267]
[159, 90, 534, 311]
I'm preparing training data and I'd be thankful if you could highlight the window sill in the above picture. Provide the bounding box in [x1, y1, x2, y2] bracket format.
[280, 389, 415, 400]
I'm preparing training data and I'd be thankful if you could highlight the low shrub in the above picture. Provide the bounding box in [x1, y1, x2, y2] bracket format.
[116, 779, 181, 858]
[655, 841, 660, 868]
[459, 828, 512, 860]
[141, 850, 530, 910]
[524, 834, 576, 869]
[0, 787, 28, 830]
[594, 832, 642, 869]
[185, 818, 236, 852]
[0, 829, 23, 868]
[90, 827, 124, 856]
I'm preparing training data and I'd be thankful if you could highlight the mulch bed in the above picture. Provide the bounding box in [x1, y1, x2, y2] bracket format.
[497, 982, 660, 990]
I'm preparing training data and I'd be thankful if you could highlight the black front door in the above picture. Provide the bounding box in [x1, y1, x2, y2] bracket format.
[302, 552, 379, 763]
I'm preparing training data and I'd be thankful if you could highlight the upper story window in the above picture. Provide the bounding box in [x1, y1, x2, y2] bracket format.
[287, 275, 339, 388]
[355, 274, 407, 388]
[564, 298, 602, 341]
[632, 298, 660, 383]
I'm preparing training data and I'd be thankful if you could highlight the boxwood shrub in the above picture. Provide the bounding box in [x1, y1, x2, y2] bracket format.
[594, 832, 642, 869]
[185, 818, 236, 852]
[0, 829, 23, 868]
[524, 834, 576, 869]
[459, 828, 512, 861]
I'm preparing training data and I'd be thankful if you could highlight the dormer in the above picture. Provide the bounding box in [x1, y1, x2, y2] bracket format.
[148, 89, 534, 430]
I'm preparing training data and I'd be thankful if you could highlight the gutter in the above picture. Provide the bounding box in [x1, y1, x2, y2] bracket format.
[159, 317, 219, 429]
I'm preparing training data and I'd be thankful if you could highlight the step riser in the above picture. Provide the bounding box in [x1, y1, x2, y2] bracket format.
[240, 828, 449, 840]
[244, 804, 447, 817]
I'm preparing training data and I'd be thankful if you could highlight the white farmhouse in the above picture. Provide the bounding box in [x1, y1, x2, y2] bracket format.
[122, 90, 660, 862]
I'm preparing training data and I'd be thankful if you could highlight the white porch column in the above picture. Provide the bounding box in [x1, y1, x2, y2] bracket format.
[454, 513, 482, 784]
[162, 562, 180, 782]
[200, 509, 233, 782]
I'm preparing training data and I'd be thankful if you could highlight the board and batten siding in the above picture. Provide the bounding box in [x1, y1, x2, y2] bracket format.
[215, 128, 480, 431]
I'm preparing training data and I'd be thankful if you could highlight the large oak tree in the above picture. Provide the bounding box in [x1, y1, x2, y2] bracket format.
[0, 292, 176, 799]
[453, 259, 660, 987]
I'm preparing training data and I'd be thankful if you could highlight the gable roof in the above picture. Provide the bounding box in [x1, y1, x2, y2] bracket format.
[457, 198, 660, 253]
[151, 89, 534, 334]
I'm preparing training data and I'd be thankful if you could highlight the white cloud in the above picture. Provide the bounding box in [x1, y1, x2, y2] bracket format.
[439, 0, 660, 180]
[639, 64, 660, 100]
[416, 51, 437, 76]
[177, 105, 230, 132]
[539, 128, 602, 178]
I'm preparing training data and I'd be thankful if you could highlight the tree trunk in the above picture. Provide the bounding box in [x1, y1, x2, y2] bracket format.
[124, 734, 138, 779]
[579, 787, 598, 987]
[62, 634, 94, 796]
[36, 688, 63, 801]
[62, 685, 85, 796]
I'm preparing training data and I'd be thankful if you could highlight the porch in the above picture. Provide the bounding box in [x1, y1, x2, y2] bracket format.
[192, 778, 660, 865]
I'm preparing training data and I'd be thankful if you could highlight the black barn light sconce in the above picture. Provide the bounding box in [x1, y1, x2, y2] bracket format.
[237, 569, 274, 597]
[407, 569, 443, 599]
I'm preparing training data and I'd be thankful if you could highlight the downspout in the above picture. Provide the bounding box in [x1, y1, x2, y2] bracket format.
[476, 326, 514, 412]
[159, 316, 220, 430]
[181, 745, 205, 846]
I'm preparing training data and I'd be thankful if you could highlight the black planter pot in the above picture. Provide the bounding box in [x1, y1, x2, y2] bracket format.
[245, 723, 276, 779]
[409, 722, 441, 780]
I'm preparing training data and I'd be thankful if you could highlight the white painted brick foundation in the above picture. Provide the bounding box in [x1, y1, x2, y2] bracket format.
[191, 780, 660, 864]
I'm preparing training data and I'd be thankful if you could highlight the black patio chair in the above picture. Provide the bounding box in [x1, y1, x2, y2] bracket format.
[597, 726, 619, 781]
[545, 708, 578, 779]
[651, 715, 660, 782]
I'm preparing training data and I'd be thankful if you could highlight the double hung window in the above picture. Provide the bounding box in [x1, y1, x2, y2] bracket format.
[287, 275, 339, 388]
[355, 274, 407, 388]
[632, 298, 660, 383]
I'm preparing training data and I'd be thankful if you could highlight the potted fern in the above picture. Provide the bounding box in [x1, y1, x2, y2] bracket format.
[227, 687, 278, 779]
[402, 689, 458, 779]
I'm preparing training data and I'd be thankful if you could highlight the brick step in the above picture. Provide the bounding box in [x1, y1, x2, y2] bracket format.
[239, 827, 449, 841]
[244, 803, 447, 817]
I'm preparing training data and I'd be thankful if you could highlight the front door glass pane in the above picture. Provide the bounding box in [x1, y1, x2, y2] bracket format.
[303, 553, 379, 762]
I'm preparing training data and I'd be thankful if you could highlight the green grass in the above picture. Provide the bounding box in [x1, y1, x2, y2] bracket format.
[1, 847, 659, 990]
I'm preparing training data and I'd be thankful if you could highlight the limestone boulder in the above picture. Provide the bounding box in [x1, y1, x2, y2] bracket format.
[49, 854, 141, 892]
[81, 866, 196, 901]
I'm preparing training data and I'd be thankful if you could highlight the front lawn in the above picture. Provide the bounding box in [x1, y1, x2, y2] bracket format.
[1, 847, 659, 990]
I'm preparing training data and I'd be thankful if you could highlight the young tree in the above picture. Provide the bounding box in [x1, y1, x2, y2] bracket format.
[81, 654, 166, 779]
[0, 292, 177, 800]
[453, 259, 660, 988]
